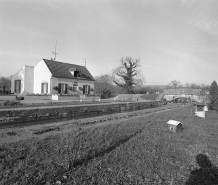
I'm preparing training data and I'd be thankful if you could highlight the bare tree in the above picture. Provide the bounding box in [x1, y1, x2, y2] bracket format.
[184, 83, 190, 88]
[112, 57, 145, 94]
[0, 76, 11, 93]
[94, 74, 115, 98]
[190, 83, 201, 89]
[199, 85, 210, 103]
[167, 80, 181, 89]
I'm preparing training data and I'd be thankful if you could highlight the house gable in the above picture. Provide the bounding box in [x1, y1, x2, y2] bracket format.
[34, 59, 52, 94]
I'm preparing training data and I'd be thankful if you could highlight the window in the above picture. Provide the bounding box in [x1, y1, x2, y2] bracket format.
[58, 83, 68, 94]
[74, 71, 80, 77]
[73, 83, 78, 92]
[69, 68, 80, 77]
[72, 86, 77, 92]
[83, 85, 90, 94]
[14, 80, 21, 93]
[41, 83, 48, 94]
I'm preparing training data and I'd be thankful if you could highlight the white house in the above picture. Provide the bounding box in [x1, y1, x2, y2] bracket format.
[11, 59, 95, 95]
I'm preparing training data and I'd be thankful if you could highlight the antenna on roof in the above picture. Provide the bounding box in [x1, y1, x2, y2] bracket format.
[52, 41, 58, 61]
[84, 59, 86, 67]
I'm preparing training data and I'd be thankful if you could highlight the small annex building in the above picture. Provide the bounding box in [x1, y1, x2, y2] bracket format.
[163, 88, 201, 102]
[167, 120, 183, 133]
[11, 59, 95, 96]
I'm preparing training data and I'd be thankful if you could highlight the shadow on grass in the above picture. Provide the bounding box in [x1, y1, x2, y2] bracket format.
[72, 130, 142, 168]
[186, 154, 218, 185]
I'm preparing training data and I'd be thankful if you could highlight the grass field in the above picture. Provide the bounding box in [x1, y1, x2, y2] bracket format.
[0, 106, 218, 184]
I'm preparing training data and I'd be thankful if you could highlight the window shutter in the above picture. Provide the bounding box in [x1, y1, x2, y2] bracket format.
[65, 84, 68, 94]
[58, 83, 61, 94]
[14, 80, 16, 93]
[88, 85, 90, 94]
[41, 83, 43, 94]
[46, 83, 48, 93]
[18, 80, 21, 93]
[83, 85, 85, 94]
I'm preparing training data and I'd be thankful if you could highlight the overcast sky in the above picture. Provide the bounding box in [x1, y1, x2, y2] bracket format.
[0, 0, 218, 85]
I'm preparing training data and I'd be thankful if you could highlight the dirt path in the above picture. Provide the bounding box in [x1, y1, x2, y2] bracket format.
[0, 104, 186, 144]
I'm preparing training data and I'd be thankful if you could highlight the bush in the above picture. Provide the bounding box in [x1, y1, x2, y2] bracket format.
[26, 93, 50, 96]
[26, 93, 35, 96]
[59, 94, 79, 96]
[78, 87, 83, 91]
[3, 100, 22, 106]
[53, 86, 59, 91]
[16, 96, 24, 100]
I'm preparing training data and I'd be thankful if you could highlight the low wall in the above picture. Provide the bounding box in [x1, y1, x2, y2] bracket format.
[24, 95, 100, 101]
[0, 101, 161, 124]
[0, 95, 17, 101]
[79, 95, 100, 101]
[58, 95, 80, 101]
[25, 95, 52, 100]
[84, 96, 101, 101]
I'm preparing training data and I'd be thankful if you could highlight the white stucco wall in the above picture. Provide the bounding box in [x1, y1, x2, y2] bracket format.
[34, 59, 52, 94]
[24, 66, 34, 94]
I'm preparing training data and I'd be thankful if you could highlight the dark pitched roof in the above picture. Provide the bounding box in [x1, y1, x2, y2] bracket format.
[43, 59, 95, 81]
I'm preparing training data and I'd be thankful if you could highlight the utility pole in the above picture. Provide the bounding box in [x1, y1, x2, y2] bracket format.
[52, 41, 58, 60]
[84, 59, 86, 67]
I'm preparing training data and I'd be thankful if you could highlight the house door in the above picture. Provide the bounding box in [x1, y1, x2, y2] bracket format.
[41, 83, 48, 94]
[14, 80, 21, 93]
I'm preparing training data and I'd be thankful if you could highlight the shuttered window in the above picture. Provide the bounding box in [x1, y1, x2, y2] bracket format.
[58, 83, 68, 94]
[83, 85, 90, 94]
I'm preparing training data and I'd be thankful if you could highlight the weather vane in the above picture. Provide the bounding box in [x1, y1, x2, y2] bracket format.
[84, 59, 86, 67]
[52, 41, 58, 60]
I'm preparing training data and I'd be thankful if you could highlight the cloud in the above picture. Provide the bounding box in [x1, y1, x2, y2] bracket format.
[181, 0, 218, 35]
